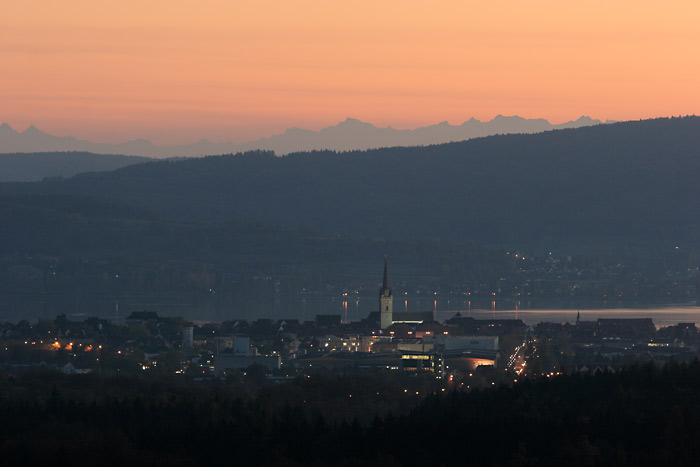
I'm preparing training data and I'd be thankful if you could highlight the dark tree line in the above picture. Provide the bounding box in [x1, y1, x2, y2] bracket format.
[2, 361, 700, 465]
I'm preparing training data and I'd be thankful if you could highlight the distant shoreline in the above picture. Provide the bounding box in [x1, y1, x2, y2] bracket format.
[1, 296, 697, 327]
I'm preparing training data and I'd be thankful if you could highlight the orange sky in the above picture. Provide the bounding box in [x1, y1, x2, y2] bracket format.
[1, 0, 698, 145]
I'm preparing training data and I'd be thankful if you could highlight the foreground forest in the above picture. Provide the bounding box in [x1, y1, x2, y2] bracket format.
[1, 361, 699, 466]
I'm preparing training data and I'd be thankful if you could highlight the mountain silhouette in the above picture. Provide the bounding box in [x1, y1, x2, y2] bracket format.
[0, 115, 607, 158]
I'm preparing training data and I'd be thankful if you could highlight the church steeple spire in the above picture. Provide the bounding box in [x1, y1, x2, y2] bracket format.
[382, 256, 390, 293]
[379, 257, 393, 329]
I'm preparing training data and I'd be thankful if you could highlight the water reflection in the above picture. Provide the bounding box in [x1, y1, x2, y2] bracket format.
[267, 296, 700, 329]
[1, 295, 699, 328]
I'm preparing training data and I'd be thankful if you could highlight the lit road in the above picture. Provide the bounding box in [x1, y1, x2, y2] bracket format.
[506, 340, 528, 375]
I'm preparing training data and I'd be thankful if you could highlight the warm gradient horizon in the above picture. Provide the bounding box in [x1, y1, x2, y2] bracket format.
[2, 1, 699, 145]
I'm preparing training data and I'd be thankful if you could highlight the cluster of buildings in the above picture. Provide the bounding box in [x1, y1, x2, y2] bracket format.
[182, 260, 500, 377]
[2, 260, 697, 384]
[139, 260, 501, 378]
[179, 261, 699, 381]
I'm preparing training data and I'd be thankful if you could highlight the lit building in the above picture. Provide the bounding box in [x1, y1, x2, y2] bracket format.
[401, 351, 441, 373]
[442, 336, 499, 370]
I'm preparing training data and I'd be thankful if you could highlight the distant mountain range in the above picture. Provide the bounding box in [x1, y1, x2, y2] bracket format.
[0, 116, 612, 158]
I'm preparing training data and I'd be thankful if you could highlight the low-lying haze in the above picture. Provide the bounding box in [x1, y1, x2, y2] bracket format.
[0, 115, 609, 158]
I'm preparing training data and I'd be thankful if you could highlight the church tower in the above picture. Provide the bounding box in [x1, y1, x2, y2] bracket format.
[379, 258, 393, 329]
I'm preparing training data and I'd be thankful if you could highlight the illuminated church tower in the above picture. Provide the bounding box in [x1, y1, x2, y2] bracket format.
[379, 258, 393, 329]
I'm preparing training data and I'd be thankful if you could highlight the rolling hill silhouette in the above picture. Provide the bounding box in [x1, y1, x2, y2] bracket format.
[2, 117, 698, 249]
[0, 151, 150, 182]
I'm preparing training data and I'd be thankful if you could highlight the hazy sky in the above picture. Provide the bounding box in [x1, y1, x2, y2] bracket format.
[2, 0, 698, 145]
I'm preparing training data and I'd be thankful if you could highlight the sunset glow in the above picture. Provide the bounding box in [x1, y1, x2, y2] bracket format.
[2, 0, 698, 144]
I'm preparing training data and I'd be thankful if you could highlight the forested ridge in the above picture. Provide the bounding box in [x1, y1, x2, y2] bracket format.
[2, 117, 699, 248]
[1, 194, 697, 322]
[1, 361, 700, 466]
[0, 152, 149, 182]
